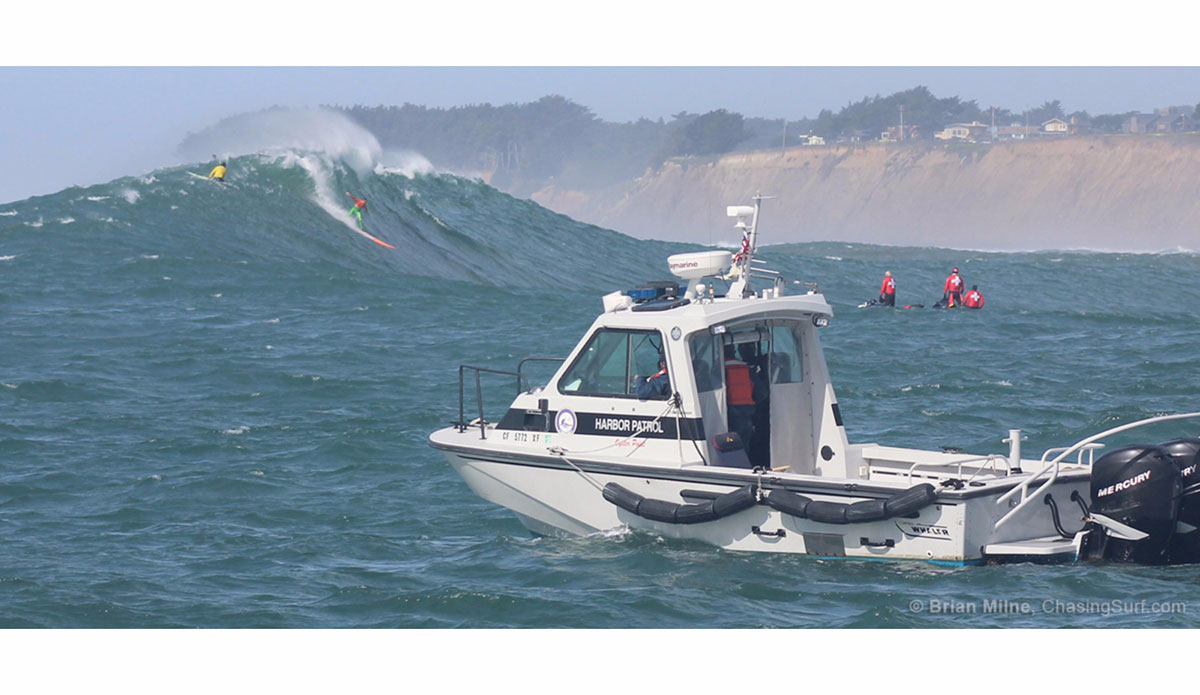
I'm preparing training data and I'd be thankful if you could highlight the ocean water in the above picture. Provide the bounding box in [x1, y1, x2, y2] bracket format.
[2, 153, 1199, 629]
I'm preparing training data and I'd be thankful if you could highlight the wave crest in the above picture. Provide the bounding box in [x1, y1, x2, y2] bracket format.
[179, 107, 383, 176]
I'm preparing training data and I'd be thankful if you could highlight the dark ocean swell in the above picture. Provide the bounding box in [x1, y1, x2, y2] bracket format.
[2, 154, 1200, 629]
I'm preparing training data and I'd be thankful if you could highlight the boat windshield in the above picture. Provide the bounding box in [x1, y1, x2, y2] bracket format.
[558, 328, 667, 398]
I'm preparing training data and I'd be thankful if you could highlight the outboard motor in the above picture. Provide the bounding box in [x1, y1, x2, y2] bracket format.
[1086, 445, 1181, 564]
[1159, 438, 1200, 564]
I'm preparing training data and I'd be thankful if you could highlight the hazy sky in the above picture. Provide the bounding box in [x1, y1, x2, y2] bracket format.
[3, 4, 1198, 204]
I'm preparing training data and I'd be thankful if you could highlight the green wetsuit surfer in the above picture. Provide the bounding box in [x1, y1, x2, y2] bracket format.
[346, 192, 367, 229]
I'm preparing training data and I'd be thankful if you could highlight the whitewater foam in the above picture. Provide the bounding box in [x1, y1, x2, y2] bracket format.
[120, 189, 140, 204]
[377, 150, 435, 178]
[279, 151, 363, 233]
[180, 107, 383, 177]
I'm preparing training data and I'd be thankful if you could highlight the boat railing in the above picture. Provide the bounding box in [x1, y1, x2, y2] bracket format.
[456, 358, 566, 439]
[993, 411, 1200, 530]
[1040, 444, 1106, 468]
[905, 454, 1010, 486]
[455, 364, 525, 438]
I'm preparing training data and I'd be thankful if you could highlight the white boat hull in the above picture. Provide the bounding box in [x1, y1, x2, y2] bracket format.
[434, 430, 1092, 565]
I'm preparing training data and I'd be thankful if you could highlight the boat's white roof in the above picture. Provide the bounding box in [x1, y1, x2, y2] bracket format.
[594, 292, 833, 333]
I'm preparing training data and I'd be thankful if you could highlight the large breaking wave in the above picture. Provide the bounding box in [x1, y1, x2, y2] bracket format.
[0, 111, 686, 290]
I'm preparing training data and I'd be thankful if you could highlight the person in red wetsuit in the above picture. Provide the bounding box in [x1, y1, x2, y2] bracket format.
[879, 270, 896, 306]
[345, 192, 368, 229]
[943, 267, 964, 308]
[965, 285, 985, 309]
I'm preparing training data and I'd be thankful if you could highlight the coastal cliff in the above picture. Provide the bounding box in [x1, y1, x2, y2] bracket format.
[525, 135, 1200, 250]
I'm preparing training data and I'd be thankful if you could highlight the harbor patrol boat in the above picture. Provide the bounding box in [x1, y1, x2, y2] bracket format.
[428, 197, 1200, 565]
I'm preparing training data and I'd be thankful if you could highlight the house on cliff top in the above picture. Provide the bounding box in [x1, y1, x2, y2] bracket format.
[1041, 118, 1069, 134]
[1124, 107, 1198, 134]
[934, 122, 989, 142]
[997, 123, 1033, 140]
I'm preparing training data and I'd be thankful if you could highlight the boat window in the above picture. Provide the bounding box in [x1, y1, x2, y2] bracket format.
[689, 332, 723, 393]
[769, 323, 802, 384]
[558, 329, 667, 398]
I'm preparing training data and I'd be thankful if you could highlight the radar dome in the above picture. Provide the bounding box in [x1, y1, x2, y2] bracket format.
[668, 250, 732, 280]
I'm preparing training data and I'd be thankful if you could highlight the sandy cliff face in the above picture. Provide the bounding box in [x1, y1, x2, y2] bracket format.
[526, 136, 1200, 250]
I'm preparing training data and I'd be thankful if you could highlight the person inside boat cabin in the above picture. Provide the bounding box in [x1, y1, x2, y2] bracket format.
[724, 345, 757, 450]
[635, 357, 672, 400]
[741, 343, 772, 467]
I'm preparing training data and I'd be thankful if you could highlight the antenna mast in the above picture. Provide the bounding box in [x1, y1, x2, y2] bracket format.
[726, 194, 769, 298]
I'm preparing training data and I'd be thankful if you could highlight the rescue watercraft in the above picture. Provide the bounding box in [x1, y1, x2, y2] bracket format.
[428, 197, 1200, 565]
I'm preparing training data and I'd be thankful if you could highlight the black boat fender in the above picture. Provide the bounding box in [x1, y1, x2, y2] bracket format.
[602, 483, 644, 515]
[765, 489, 812, 518]
[712, 485, 757, 517]
[806, 500, 850, 524]
[602, 483, 755, 525]
[603, 482, 937, 526]
[884, 483, 939, 518]
[845, 498, 890, 523]
[765, 483, 937, 525]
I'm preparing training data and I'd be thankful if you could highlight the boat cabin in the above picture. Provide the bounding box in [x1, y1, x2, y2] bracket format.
[503, 237, 853, 480]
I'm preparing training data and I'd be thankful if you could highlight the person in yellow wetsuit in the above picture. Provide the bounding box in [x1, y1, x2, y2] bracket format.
[208, 162, 227, 182]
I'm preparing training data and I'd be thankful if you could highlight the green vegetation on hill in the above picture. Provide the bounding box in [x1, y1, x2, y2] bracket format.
[333, 86, 1169, 192]
[181, 86, 1193, 199]
[341, 96, 757, 195]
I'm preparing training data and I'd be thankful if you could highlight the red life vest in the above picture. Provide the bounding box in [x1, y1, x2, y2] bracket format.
[945, 273, 963, 294]
[725, 360, 754, 406]
[880, 276, 895, 295]
[966, 290, 984, 308]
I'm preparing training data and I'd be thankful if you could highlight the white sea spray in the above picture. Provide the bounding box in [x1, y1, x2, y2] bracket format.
[376, 150, 435, 178]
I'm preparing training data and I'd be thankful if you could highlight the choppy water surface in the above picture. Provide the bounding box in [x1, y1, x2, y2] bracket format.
[2, 156, 1198, 628]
